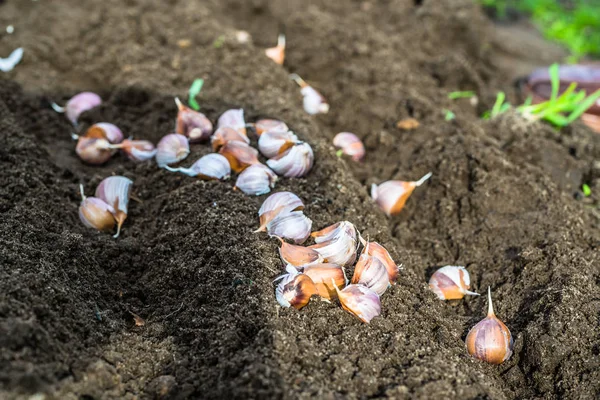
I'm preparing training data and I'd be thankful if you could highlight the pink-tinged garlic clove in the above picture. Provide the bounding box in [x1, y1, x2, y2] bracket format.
[258, 130, 300, 158]
[275, 265, 317, 309]
[53, 92, 102, 125]
[429, 266, 479, 300]
[267, 143, 314, 178]
[234, 163, 278, 196]
[311, 221, 357, 244]
[254, 119, 289, 137]
[290, 73, 329, 115]
[276, 236, 323, 268]
[371, 172, 432, 216]
[256, 191, 305, 232]
[351, 245, 390, 296]
[217, 109, 246, 136]
[174, 97, 213, 142]
[156, 133, 190, 167]
[466, 287, 513, 364]
[78, 185, 115, 232]
[303, 264, 347, 300]
[211, 126, 250, 151]
[75, 136, 113, 165]
[333, 132, 365, 162]
[309, 235, 357, 267]
[86, 122, 123, 144]
[165, 153, 231, 180]
[360, 240, 399, 284]
[115, 139, 157, 162]
[219, 141, 260, 173]
[334, 283, 381, 323]
[265, 33, 286, 65]
[266, 209, 312, 244]
[95, 176, 133, 238]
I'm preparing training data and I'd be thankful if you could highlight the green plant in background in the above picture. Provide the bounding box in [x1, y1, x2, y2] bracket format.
[483, 64, 600, 127]
[188, 79, 204, 111]
[582, 184, 592, 197]
[448, 91, 476, 100]
[478, 0, 600, 61]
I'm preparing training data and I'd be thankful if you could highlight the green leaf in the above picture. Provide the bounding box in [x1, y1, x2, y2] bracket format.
[188, 79, 204, 111]
[213, 35, 225, 48]
[491, 92, 507, 118]
[443, 109, 456, 121]
[335, 149, 344, 158]
[566, 89, 600, 123]
[448, 91, 476, 100]
[582, 184, 592, 197]
[549, 63, 560, 102]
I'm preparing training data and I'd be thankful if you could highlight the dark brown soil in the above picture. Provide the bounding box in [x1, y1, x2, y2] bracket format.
[1, 1, 599, 399]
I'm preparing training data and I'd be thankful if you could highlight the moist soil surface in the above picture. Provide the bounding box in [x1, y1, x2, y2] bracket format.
[1, 1, 599, 399]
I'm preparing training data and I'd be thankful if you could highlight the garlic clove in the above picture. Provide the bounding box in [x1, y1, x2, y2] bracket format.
[333, 132, 365, 162]
[275, 267, 317, 309]
[217, 109, 246, 136]
[86, 122, 123, 144]
[429, 266, 479, 300]
[351, 245, 390, 296]
[303, 264, 347, 300]
[78, 185, 116, 232]
[290, 73, 329, 115]
[258, 130, 300, 158]
[211, 126, 250, 151]
[234, 163, 278, 195]
[465, 287, 514, 364]
[75, 136, 113, 165]
[266, 143, 314, 178]
[266, 209, 312, 244]
[311, 221, 357, 244]
[371, 172, 432, 216]
[254, 119, 289, 137]
[265, 33, 286, 65]
[95, 176, 133, 238]
[309, 234, 357, 267]
[362, 241, 399, 284]
[219, 141, 260, 173]
[116, 139, 157, 162]
[276, 236, 323, 268]
[156, 133, 190, 167]
[334, 283, 381, 323]
[174, 97, 213, 142]
[256, 191, 304, 232]
[166, 153, 231, 180]
[61, 92, 102, 124]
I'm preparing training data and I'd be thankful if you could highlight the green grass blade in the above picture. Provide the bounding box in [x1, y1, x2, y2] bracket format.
[448, 91, 476, 100]
[566, 89, 600, 123]
[491, 92, 506, 117]
[549, 63, 560, 102]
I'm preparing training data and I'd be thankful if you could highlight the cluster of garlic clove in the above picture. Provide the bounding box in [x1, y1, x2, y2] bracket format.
[78, 176, 133, 238]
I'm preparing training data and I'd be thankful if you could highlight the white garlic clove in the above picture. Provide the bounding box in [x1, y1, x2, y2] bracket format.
[78, 185, 116, 232]
[116, 139, 157, 162]
[254, 119, 289, 137]
[303, 263, 347, 300]
[75, 136, 113, 165]
[266, 209, 312, 244]
[351, 246, 390, 296]
[267, 143, 314, 178]
[275, 266, 317, 309]
[217, 108, 246, 136]
[58, 92, 102, 124]
[175, 97, 213, 142]
[95, 176, 133, 238]
[334, 283, 381, 323]
[211, 126, 250, 151]
[360, 241, 399, 283]
[371, 172, 432, 216]
[309, 234, 357, 267]
[234, 163, 278, 196]
[276, 236, 323, 268]
[166, 153, 231, 180]
[265, 33, 286, 65]
[156, 133, 190, 167]
[290, 73, 329, 115]
[429, 266, 479, 300]
[219, 141, 260, 173]
[258, 130, 300, 158]
[256, 191, 304, 232]
[311, 221, 357, 244]
[466, 287, 513, 364]
[87, 122, 123, 144]
[333, 132, 365, 162]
